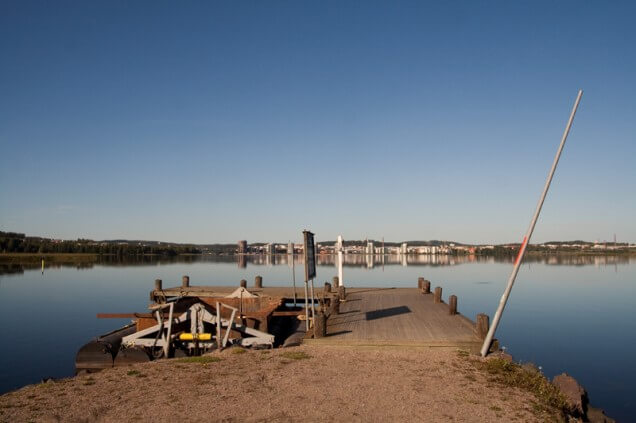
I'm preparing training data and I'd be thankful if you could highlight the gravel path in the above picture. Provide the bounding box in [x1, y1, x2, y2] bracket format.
[0, 345, 559, 422]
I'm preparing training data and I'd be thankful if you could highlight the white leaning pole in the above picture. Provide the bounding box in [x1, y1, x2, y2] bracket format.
[480, 90, 583, 357]
[337, 235, 344, 287]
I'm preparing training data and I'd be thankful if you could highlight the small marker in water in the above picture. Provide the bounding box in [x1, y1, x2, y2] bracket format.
[41, 258, 44, 275]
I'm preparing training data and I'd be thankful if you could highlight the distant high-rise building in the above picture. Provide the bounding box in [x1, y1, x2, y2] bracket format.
[238, 240, 248, 254]
[288, 241, 294, 254]
[401, 243, 408, 255]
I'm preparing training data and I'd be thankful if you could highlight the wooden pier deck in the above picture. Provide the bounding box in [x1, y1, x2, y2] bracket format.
[149, 284, 482, 349]
[308, 288, 481, 348]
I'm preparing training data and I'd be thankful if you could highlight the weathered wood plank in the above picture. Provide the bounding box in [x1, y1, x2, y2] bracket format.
[323, 288, 480, 346]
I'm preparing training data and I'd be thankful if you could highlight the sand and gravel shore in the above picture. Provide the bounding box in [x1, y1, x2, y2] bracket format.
[0, 345, 566, 422]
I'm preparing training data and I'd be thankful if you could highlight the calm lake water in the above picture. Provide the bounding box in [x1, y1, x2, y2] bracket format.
[1, 254, 634, 421]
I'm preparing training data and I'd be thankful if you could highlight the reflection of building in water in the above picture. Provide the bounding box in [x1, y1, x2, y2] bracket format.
[366, 253, 375, 268]
[237, 254, 246, 268]
[237, 240, 247, 254]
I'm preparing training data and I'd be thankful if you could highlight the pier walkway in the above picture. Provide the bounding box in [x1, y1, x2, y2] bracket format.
[309, 287, 481, 347]
[151, 285, 482, 348]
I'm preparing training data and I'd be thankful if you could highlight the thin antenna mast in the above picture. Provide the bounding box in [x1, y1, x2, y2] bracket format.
[480, 90, 583, 357]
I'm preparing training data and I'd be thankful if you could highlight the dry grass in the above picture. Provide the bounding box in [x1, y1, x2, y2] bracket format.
[476, 357, 568, 418]
[177, 355, 222, 364]
[280, 351, 311, 360]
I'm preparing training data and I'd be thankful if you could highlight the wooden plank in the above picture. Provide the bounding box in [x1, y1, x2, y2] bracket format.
[322, 288, 480, 346]
[271, 310, 305, 317]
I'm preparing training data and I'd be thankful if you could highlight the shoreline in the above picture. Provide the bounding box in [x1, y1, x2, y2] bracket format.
[1, 249, 634, 262]
[0, 345, 610, 422]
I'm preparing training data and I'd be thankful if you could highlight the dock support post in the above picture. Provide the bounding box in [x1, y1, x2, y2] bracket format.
[240, 279, 247, 288]
[324, 282, 332, 293]
[332, 276, 339, 288]
[154, 279, 162, 291]
[434, 286, 442, 303]
[418, 277, 425, 290]
[329, 295, 340, 315]
[182, 275, 189, 288]
[423, 280, 431, 294]
[338, 285, 346, 300]
[315, 312, 327, 338]
[255, 275, 263, 288]
[476, 314, 490, 340]
[449, 295, 457, 315]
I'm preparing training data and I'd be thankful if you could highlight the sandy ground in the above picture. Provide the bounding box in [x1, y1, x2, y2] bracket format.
[0, 345, 560, 422]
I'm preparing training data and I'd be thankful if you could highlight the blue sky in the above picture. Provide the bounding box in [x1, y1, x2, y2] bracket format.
[1, 1, 635, 244]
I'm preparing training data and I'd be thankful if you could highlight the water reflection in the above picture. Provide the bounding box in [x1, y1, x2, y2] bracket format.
[1, 253, 633, 277]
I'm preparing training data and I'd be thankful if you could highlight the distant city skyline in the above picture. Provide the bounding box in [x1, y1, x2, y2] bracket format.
[1, 230, 630, 247]
[1, 2, 635, 244]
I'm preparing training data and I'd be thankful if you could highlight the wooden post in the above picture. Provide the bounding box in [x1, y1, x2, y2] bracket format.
[240, 279, 247, 288]
[254, 275, 263, 288]
[324, 282, 332, 293]
[476, 314, 490, 340]
[434, 286, 442, 303]
[330, 295, 340, 315]
[423, 280, 431, 294]
[182, 275, 190, 288]
[332, 276, 339, 288]
[449, 295, 457, 315]
[314, 312, 327, 338]
[418, 277, 425, 290]
[338, 285, 346, 300]
[154, 279, 162, 291]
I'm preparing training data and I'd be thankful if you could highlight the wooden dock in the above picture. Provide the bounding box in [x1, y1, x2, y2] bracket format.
[151, 282, 482, 348]
[307, 287, 481, 348]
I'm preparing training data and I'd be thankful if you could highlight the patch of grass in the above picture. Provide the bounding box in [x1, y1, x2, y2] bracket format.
[478, 358, 567, 415]
[456, 349, 470, 357]
[36, 382, 54, 390]
[280, 351, 311, 360]
[83, 377, 96, 386]
[489, 405, 502, 412]
[177, 355, 222, 364]
[231, 347, 247, 355]
[464, 374, 476, 382]
[260, 350, 270, 354]
[126, 370, 140, 376]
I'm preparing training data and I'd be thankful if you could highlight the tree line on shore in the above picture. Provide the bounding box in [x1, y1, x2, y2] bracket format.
[2, 231, 631, 257]
[0, 232, 235, 256]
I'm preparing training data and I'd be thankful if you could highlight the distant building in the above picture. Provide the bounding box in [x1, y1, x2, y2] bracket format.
[238, 240, 248, 254]
[401, 243, 408, 255]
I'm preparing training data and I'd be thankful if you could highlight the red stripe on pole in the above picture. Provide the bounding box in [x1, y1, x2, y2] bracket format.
[514, 236, 528, 266]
